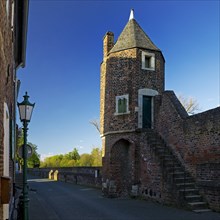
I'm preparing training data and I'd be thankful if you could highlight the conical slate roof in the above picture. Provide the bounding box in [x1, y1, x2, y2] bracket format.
[110, 18, 160, 53]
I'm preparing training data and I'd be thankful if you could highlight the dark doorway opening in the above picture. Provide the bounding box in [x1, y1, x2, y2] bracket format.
[143, 96, 152, 128]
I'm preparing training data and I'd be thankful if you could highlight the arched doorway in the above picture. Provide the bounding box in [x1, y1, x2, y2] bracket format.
[110, 139, 133, 196]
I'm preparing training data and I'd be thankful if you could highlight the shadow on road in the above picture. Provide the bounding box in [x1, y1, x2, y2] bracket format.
[28, 176, 220, 220]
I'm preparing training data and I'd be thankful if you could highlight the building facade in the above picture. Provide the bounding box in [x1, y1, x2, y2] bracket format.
[100, 10, 220, 212]
[0, 0, 29, 219]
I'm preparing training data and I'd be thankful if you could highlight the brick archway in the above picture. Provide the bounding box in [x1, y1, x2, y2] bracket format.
[110, 139, 135, 196]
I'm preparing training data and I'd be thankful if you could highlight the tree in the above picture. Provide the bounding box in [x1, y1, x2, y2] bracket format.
[16, 128, 40, 169]
[59, 156, 70, 167]
[40, 147, 102, 168]
[79, 153, 93, 166]
[89, 119, 100, 134]
[67, 148, 80, 161]
[41, 155, 63, 167]
[41, 148, 81, 168]
[178, 95, 200, 115]
[90, 147, 102, 166]
[16, 128, 24, 171]
[27, 143, 40, 168]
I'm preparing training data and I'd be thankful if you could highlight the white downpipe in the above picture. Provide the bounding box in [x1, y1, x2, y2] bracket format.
[3, 103, 10, 220]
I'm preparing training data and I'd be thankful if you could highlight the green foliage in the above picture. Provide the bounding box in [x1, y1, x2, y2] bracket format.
[79, 153, 93, 166]
[67, 148, 80, 161]
[17, 129, 102, 169]
[27, 143, 40, 168]
[41, 155, 63, 167]
[16, 129, 41, 169]
[41, 148, 81, 168]
[16, 129, 24, 171]
[41, 147, 102, 168]
[90, 148, 102, 166]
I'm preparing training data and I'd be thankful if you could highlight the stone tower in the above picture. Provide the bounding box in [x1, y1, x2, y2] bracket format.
[100, 10, 220, 212]
[100, 10, 165, 195]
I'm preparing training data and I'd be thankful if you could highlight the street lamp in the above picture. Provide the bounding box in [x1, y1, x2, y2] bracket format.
[17, 92, 35, 220]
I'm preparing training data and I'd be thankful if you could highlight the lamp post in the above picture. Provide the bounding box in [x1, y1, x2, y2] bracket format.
[17, 92, 35, 220]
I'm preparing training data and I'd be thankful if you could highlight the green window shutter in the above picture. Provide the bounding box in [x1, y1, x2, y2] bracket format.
[118, 98, 127, 113]
[118, 99, 123, 113]
[122, 98, 127, 113]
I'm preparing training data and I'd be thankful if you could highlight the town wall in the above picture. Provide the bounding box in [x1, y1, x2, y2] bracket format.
[155, 91, 220, 175]
[154, 91, 220, 210]
[28, 167, 103, 188]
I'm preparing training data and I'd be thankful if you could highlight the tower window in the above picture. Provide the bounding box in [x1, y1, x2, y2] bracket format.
[118, 98, 127, 113]
[144, 56, 150, 68]
[115, 94, 130, 115]
[142, 51, 155, 71]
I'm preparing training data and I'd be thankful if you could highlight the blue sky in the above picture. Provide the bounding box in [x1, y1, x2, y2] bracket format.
[17, 0, 220, 160]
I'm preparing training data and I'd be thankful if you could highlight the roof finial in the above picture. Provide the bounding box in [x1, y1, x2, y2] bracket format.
[129, 9, 134, 20]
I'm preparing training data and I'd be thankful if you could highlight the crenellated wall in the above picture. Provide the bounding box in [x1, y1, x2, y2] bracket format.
[28, 167, 102, 188]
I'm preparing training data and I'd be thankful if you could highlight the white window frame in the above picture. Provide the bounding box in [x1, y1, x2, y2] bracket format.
[115, 94, 130, 115]
[141, 51, 155, 71]
[6, 0, 10, 18]
[3, 103, 10, 177]
[11, 1, 14, 29]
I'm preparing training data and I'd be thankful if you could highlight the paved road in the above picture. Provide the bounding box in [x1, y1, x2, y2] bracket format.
[28, 177, 220, 220]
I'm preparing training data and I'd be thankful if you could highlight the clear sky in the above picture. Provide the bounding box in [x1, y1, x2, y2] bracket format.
[17, 0, 220, 160]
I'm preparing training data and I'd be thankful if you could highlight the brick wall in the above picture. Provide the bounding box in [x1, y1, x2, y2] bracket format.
[0, 0, 16, 218]
[100, 26, 165, 198]
[155, 91, 220, 175]
[196, 163, 220, 211]
[183, 108, 220, 166]
[100, 46, 164, 136]
[102, 131, 175, 204]
[28, 167, 103, 188]
[154, 90, 220, 210]
[154, 91, 188, 165]
[138, 133, 164, 203]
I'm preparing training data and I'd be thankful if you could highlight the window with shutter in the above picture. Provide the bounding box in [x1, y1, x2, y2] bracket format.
[115, 95, 130, 115]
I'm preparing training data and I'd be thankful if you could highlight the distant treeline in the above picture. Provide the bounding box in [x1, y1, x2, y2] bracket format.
[40, 147, 102, 168]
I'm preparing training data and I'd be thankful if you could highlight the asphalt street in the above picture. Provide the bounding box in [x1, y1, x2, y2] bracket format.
[28, 177, 220, 220]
